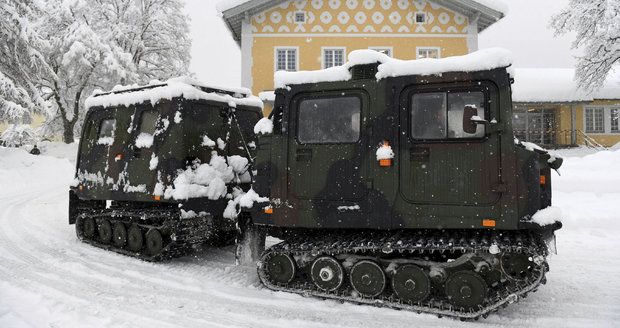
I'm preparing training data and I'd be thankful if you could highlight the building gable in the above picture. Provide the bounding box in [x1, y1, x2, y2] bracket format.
[221, 0, 505, 43]
[251, 0, 469, 35]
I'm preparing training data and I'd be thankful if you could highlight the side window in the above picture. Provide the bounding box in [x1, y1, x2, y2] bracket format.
[448, 92, 485, 138]
[98, 119, 116, 139]
[411, 93, 446, 139]
[411, 90, 486, 140]
[138, 110, 158, 135]
[298, 96, 361, 143]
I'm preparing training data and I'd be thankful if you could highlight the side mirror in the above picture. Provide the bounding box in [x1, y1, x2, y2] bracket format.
[463, 105, 481, 134]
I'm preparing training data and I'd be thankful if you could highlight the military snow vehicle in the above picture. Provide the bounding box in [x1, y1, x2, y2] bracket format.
[69, 78, 263, 261]
[247, 49, 563, 319]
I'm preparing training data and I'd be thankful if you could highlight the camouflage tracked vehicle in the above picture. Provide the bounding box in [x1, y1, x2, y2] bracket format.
[247, 49, 563, 319]
[69, 78, 263, 261]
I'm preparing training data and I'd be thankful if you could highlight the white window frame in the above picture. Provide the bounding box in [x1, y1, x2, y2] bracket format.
[416, 47, 441, 59]
[584, 105, 620, 134]
[294, 11, 306, 24]
[415, 12, 427, 24]
[611, 107, 620, 133]
[369, 47, 393, 57]
[274, 47, 299, 72]
[322, 47, 346, 69]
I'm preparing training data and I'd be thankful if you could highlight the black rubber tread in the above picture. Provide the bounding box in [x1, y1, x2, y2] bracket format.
[98, 219, 113, 244]
[258, 230, 549, 320]
[145, 228, 164, 256]
[74, 208, 222, 262]
[127, 225, 144, 252]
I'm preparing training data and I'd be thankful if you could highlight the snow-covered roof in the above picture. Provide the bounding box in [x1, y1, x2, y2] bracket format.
[512, 68, 620, 103]
[85, 77, 263, 110]
[274, 48, 513, 89]
[219, 0, 506, 44]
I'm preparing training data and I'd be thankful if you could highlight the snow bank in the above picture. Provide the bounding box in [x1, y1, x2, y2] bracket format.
[85, 76, 263, 110]
[551, 148, 620, 194]
[275, 48, 513, 88]
[0, 147, 74, 197]
[512, 68, 620, 103]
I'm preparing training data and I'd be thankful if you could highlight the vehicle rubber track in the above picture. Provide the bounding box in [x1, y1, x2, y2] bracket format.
[75, 208, 214, 261]
[258, 230, 550, 320]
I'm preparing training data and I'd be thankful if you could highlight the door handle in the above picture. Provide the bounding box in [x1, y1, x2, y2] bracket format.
[296, 148, 312, 162]
[410, 147, 430, 161]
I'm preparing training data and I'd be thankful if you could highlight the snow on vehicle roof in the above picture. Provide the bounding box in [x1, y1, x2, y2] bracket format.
[274, 48, 513, 89]
[85, 77, 263, 110]
[512, 68, 620, 103]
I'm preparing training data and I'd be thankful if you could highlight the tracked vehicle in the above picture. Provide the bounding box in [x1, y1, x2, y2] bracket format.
[248, 49, 563, 319]
[69, 78, 263, 261]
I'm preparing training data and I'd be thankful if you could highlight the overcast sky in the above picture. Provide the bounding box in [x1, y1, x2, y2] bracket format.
[183, 0, 578, 86]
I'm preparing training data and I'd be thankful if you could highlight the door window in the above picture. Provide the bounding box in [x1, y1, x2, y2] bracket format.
[411, 91, 485, 139]
[138, 110, 159, 135]
[98, 119, 116, 139]
[298, 96, 361, 143]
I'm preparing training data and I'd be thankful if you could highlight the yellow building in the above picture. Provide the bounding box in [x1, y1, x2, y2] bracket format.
[512, 69, 620, 148]
[220, 0, 505, 113]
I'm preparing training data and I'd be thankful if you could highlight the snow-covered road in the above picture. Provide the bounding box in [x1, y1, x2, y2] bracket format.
[1, 146, 619, 328]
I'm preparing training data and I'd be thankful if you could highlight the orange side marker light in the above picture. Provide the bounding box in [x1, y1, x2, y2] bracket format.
[153, 195, 161, 201]
[540, 175, 546, 185]
[264, 207, 273, 214]
[482, 219, 496, 227]
[379, 159, 392, 167]
[377, 140, 393, 167]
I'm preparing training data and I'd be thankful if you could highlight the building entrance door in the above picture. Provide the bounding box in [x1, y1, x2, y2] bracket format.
[512, 108, 556, 146]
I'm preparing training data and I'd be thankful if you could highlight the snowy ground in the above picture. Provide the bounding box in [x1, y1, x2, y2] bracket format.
[0, 145, 619, 328]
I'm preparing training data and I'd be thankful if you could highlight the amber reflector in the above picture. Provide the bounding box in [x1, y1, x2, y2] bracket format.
[540, 175, 546, 185]
[482, 219, 496, 227]
[264, 207, 273, 214]
[379, 159, 392, 167]
[153, 195, 161, 201]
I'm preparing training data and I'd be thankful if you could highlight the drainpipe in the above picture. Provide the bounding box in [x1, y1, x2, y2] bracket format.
[570, 104, 577, 145]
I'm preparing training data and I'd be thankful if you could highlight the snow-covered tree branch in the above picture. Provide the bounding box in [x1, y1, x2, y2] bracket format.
[0, 0, 191, 144]
[0, 0, 51, 125]
[550, 0, 620, 92]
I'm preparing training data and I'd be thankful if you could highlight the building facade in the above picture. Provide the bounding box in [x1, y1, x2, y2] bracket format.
[220, 0, 505, 111]
[511, 69, 620, 148]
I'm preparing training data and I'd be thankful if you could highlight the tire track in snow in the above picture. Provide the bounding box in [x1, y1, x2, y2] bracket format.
[0, 190, 411, 328]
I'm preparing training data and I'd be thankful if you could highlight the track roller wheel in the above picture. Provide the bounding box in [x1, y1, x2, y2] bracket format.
[264, 253, 296, 284]
[98, 219, 112, 244]
[112, 222, 127, 247]
[445, 271, 488, 310]
[127, 225, 144, 252]
[81, 217, 96, 240]
[350, 260, 386, 298]
[392, 265, 431, 303]
[145, 228, 163, 256]
[311, 257, 344, 292]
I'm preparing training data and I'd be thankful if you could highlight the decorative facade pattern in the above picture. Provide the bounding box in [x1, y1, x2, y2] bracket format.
[251, 0, 470, 35]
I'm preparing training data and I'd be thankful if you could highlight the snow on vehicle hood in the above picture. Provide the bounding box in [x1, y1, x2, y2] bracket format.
[275, 48, 514, 89]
